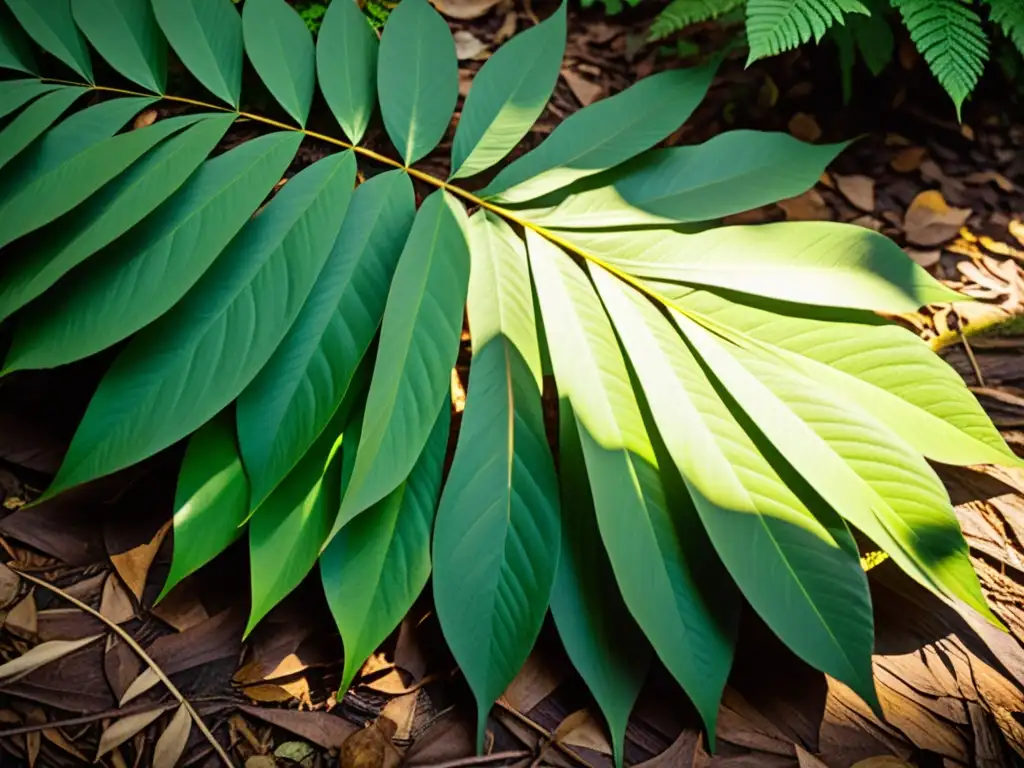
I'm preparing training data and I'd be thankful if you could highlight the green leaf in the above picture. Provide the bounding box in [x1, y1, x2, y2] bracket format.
[521, 132, 848, 229]
[158, 412, 248, 602]
[4, 0, 92, 80]
[0, 80, 61, 119]
[242, 0, 315, 127]
[528, 232, 738, 740]
[588, 266, 879, 713]
[238, 170, 416, 510]
[672, 313, 1001, 626]
[3, 130, 300, 375]
[560, 222, 962, 312]
[0, 114, 235, 325]
[152, 0, 242, 107]
[322, 402, 448, 698]
[36, 150, 352, 500]
[316, 0, 378, 143]
[377, 0, 458, 164]
[746, 0, 869, 63]
[850, 4, 894, 75]
[0, 6, 38, 75]
[985, 0, 1024, 59]
[434, 214, 560, 752]
[666, 289, 1021, 468]
[648, 0, 746, 42]
[0, 111, 204, 251]
[449, 3, 565, 179]
[329, 189, 470, 539]
[478, 64, 715, 204]
[550, 401, 651, 768]
[71, 0, 167, 93]
[0, 87, 86, 170]
[248, 401, 351, 635]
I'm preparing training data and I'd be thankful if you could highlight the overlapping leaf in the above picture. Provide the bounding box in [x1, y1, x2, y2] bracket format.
[71, 0, 166, 93]
[5, 0, 92, 80]
[0, 86, 86, 170]
[243, 0, 315, 127]
[316, 0, 378, 144]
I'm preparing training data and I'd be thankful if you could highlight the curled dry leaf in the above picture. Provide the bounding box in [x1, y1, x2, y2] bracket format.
[904, 190, 972, 247]
[96, 708, 164, 760]
[433, 0, 504, 20]
[0, 634, 102, 681]
[835, 174, 876, 212]
[153, 703, 191, 768]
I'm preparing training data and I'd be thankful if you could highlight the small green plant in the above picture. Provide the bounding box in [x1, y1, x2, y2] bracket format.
[649, 0, 1024, 114]
[0, 0, 1018, 762]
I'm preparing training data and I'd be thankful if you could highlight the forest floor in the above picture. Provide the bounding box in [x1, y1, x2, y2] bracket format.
[0, 1, 1023, 767]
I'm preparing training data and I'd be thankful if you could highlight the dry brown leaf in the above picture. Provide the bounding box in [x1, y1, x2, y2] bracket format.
[795, 745, 831, 768]
[241, 682, 295, 703]
[105, 634, 142, 701]
[453, 30, 487, 60]
[835, 174, 876, 212]
[100, 573, 135, 624]
[722, 206, 775, 225]
[4, 589, 36, 639]
[850, 758, 915, 768]
[0, 634, 102, 681]
[964, 170, 1016, 193]
[111, 520, 170, 600]
[380, 692, 419, 741]
[340, 720, 402, 768]
[245, 758, 277, 768]
[42, 727, 89, 762]
[433, 0, 503, 19]
[777, 189, 832, 221]
[153, 703, 191, 768]
[120, 666, 160, 706]
[903, 190, 971, 246]
[241, 706, 358, 750]
[890, 147, 927, 173]
[554, 708, 612, 755]
[151, 585, 210, 632]
[562, 68, 602, 106]
[1010, 219, 1024, 248]
[501, 649, 565, 713]
[25, 707, 44, 768]
[494, 10, 518, 43]
[788, 113, 821, 143]
[634, 730, 700, 767]
[0, 562, 19, 609]
[904, 248, 941, 268]
[96, 709, 163, 760]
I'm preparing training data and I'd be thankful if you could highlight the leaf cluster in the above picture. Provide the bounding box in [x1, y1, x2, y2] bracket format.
[0, 0, 1018, 761]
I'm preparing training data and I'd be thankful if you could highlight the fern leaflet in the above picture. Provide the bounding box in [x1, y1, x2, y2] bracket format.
[747, 0, 871, 63]
[983, 0, 1024, 58]
[891, 0, 988, 116]
[648, 0, 746, 41]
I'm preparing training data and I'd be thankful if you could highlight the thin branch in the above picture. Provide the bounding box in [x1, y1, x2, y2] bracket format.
[494, 701, 592, 768]
[10, 568, 235, 768]
[0, 702, 176, 738]
[410, 749, 532, 768]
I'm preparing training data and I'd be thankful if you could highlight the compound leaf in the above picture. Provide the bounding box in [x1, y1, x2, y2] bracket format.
[449, 3, 565, 179]
[0, 86, 86, 170]
[317, 0, 378, 143]
[238, 170, 415, 510]
[4, 130, 300, 375]
[747, 0, 869, 63]
[243, 0, 315, 127]
[71, 0, 166, 93]
[152, 0, 242, 107]
[330, 189, 470, 539]
[323, 403, 448, 698]
[529, 232, 738, 741]
[0, 80, 61, 119]
[377, 0, 458, 164]
[0, 113, 235, 324]
[434, 214, 560, 752]
[5, 0, 92, 80]
[38, 150, 351, 500]
[158, 412, 248, 602]
[479, 64, 715, 203]
[0, 5, 38, 75]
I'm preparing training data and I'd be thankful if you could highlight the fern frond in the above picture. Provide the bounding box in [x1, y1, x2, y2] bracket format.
[891, 0, 989, 116]
[648, 0, 746, 42]
[747, 0, 871, 63]
[984, 0, 1024, 58]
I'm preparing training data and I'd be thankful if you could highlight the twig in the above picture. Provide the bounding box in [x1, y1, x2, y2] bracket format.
[0, 702, 176, 738]
[411, 749, 532, 768]
[960, 331, 986, 387]
[494, 701, 592, 768]
[9, 568, 235, 767]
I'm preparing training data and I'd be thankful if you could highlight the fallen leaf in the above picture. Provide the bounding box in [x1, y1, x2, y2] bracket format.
[849, 215, 883, 231]
[835, 174, 876, 212]
[245, 758, 277, 768]
[796, 745, 831, 768]
[341, 720, 402, 768]
[778, 189, 832, 221]
[904, 248, 941, 268]
[25, 707, 45, 768]
[4, 589, 36, 640]
[120, 667, 160, 705]
[562, 69, 602, 106]
[105, 635, 142, 702]
[494, 11, 518, 43]
[851, 758, 915, 768]
[1010, 220, 1024, 248]
[242, 682, 296, 703]
[394, 616, 428, 681]
[961, 123, 976, 141]
[241, 706, 358, 750]
[0, 562, 19, 609]
[978, 236, 1024, 261]
[403, 711, 475, 764]
[133, 109, 158, 130]
[380, 692, 419, 741]
[151, 584, 210, 633]
[96, 709, 163, 760]
[554, 709, 612, 755]
[890, 147, 927, 172]
[453, 30, 487, 60]
[903, 190, 971, 246]
[434, 0, 503, 19]
[964, 170, 1015, 192]
[501, 649, 565, 713]
[42, 727, 88, 762]
[110, 520, 170, 600]
[153, 703, 191, 768]
[100, 573, 135, 624]
[788, 113, 821, 143]
[634, 730, 701, 767]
